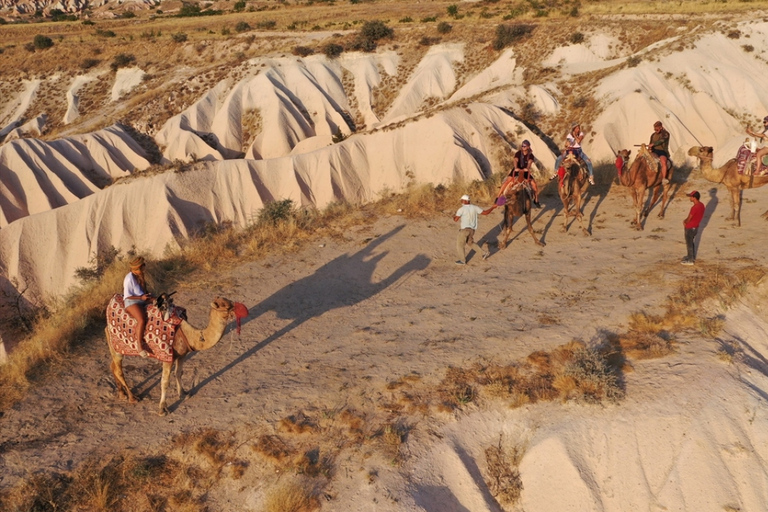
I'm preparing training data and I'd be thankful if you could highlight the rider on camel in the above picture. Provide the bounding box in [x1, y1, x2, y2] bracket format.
[746, 116, 768, 175]
[496, 140, 541, 208]
[552, 122, 595, 185]
[649, 121, 671, 185]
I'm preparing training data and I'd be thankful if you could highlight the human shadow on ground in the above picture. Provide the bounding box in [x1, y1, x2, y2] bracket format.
[694, 188, 719, 260]
[184, 225, 430, 403]
[718, 336, 768, 403]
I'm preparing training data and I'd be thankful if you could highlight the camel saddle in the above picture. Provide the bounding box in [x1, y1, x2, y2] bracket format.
[558, 153, 587, 189]
[106, 294, 187, 363]
[735, 145, 768, 175]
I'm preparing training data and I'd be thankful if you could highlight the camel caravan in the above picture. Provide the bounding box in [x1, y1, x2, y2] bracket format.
[105, 118, 768, 416]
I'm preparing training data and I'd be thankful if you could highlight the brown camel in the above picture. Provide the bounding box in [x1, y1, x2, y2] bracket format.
[558, 153, 590, 235]
[616, 144, 673, 230]
[106, 296, 236, 416]
[498, 182, 545, 249]
[687, 146, 768, 226]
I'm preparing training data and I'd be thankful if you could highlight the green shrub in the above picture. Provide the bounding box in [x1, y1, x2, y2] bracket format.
[447, 4, 458, 17]
[0, 17, 6, 25]
[437, 21, 452, 34]
[33, 34, 54, 50]
[626, 55, 641, 67]
[359, 20, 393, 41]
[233, 0, 246, 11]
[493, 23, 534, 51]
[421, 16, 437, 22]
[81, 58, 100, 69]
[570, 32, 584, 44]
[235, 21, 251, 32]
[171, 32, 188, 42]
[323, 43, 344, 58]
[258, 199, 294, 226]
[293, 45, 314, 57]
[110, 53, 136, 71]
[221, 27, 230, 35]
[255, 19, 276, 29]
[399, 16, 413, 23]
[121, 11, 136, 18]
[95, 28, 116, 37]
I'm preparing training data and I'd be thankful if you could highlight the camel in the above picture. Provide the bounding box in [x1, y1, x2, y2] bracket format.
[498, 182, 545, 249]
[106, 296, 237, 416]
[687, 146, 768, 226]
[615, 144, 673, 230]
[557, 153, 590, 235]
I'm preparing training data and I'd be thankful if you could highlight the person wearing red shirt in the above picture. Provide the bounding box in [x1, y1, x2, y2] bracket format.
[681, 190, 705, 265]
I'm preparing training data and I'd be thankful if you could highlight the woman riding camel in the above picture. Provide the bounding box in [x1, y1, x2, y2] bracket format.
[123, 256, 152, 358]
[746, 115, 768, 175]
[496, 140, 541, 208]
[552, 122, 595, 185]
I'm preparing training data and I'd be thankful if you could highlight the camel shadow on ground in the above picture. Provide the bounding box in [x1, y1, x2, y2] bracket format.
[717, 335, 768, 403]
[182, 225, 430, 408]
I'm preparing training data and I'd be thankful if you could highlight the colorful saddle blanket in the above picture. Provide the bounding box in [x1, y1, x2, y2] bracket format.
[736, 146, 768, 175]
[106, 294, 187, 363]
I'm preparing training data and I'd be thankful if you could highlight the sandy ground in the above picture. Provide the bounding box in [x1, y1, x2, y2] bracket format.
[2, 172, 768, 510]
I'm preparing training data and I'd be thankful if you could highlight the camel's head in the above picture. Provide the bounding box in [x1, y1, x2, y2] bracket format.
[211, 297, 235, 316]
[615, 149, 631, 175]
[688, 146, 713, 159]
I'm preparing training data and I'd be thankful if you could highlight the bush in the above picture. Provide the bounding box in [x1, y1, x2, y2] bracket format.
[81, 58, 100, 69]
[255, 20, 276, 29]
[33, 34, 54, 50]
[110, 53, 136, 71]
[569, 31, 584, 44]
[359, 20, 393, 41]
[626, 55, 641, 67]
[323, 43, 344, 58]
[437, 21, 452, 34]
[399, 16, 413, 23]
[81, 19, 95, 25]
[233, 0, 246, 11]
[493, 23, 534, 51]
[258, 199, 294, 226]
[293, 45, 314, 57]
[221, 27, 230, 35]
[419, 36, 440, 46]
[447, 4, 458, 17]
[172, 32, 188, 42]
[0, 17, 6, 25]
[235, 21, 251, 32]
[121, 11, 136, 18]
[421, 16, 437, 22]
[95, 28, 116, 37]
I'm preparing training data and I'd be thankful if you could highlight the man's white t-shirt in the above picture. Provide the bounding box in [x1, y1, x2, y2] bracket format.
[456, 204, 484, 230]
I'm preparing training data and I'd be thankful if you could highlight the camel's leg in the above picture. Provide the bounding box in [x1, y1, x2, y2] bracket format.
[632, 189, 644, 229]
[725, 188, 736, 221]
[498, 213, 511, 249]
[174, 356, 187, 400]
[158, 361, 173, 416]
[526, 212, 545, 247]
[656, 185, 669, 219]
[106, 329, 138, 403]
[575, 189, 589, 236]
[734, 188, 742, 227]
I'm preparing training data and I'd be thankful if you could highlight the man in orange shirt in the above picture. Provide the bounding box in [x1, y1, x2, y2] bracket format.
[681, 190, 705, 266]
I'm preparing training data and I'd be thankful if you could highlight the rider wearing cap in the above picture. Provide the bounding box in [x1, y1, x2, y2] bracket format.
[746, 116, 768, 175]
[496, 140, 541, 208]
[552, 122, 595, 185]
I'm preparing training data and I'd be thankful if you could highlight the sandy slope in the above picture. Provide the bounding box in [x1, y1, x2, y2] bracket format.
[1, 175, 768, 510]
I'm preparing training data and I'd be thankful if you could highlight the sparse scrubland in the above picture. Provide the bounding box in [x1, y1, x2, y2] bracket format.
[3, 1, 768, 510]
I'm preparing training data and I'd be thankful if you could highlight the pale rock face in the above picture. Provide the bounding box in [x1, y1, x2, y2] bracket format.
[0, 0, 158, 14]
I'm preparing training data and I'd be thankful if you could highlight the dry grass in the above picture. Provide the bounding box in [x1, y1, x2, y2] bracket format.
[263, 479, 320, 512]
[608, 262, 767, 362]
[430, 340, 623, 412]
[484, 434, 524, 508]
[0, 435, 235, 512]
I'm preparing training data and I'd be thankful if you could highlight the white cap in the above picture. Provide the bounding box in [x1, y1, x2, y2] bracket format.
[460, 194, 470, 202]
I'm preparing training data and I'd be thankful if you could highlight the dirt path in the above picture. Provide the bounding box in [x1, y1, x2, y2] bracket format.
[1, 176, 766, 508]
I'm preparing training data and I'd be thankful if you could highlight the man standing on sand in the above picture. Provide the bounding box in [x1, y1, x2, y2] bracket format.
[681, 190, 705, 266]
[453, 194, 494, 265]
